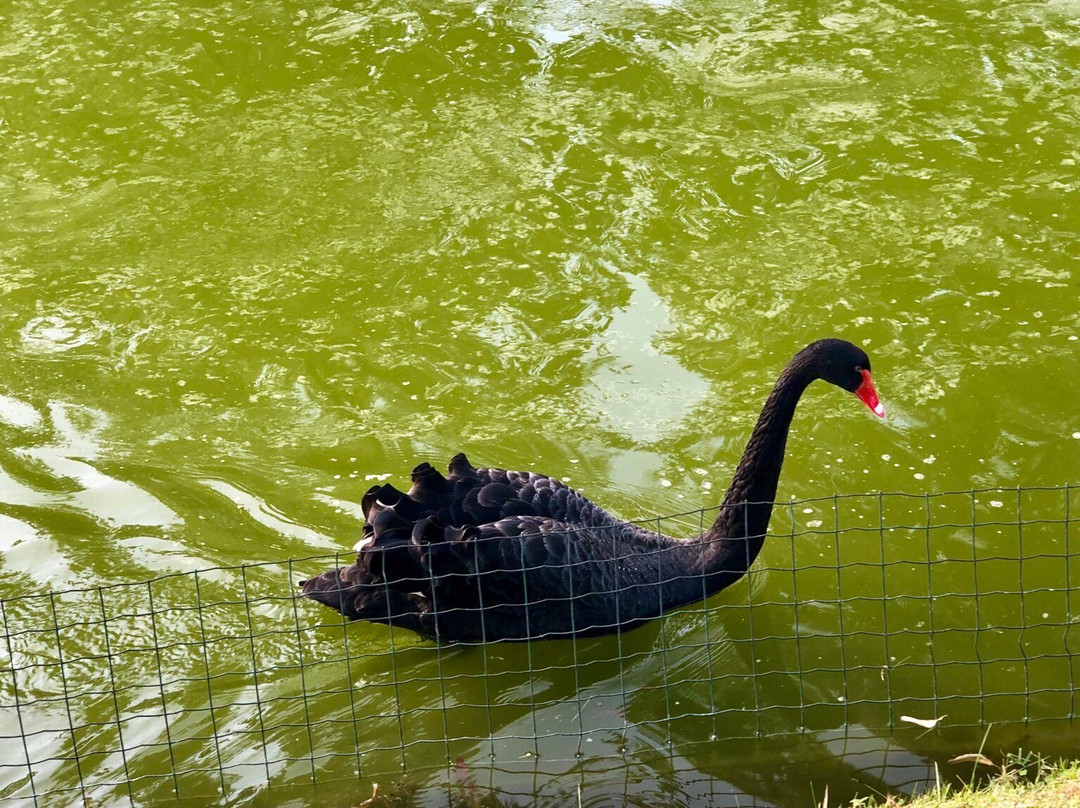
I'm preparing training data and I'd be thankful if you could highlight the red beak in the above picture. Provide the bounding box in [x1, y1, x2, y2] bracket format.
[855, 369, 885, 418]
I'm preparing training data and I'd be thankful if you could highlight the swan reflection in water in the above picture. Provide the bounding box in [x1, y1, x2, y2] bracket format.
[301, 339, 885, 642]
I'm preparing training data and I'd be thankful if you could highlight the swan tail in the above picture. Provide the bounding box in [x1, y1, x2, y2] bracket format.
[298, 564, 368, 618]
[298, 565, 427, 632]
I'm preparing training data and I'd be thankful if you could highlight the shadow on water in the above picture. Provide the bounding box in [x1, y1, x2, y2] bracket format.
[216, 607, 1080, 808]
[226, 555, 1079, 806]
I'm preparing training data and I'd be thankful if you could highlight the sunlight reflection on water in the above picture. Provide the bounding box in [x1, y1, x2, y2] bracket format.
[588, 271, 709, 445]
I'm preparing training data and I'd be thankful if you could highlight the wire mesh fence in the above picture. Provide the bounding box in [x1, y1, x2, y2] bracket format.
[1, 485, 1078, 807]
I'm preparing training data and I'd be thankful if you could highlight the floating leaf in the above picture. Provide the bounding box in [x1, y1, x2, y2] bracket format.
[900, 714, 946, 729]
[949, 753, 996, 768]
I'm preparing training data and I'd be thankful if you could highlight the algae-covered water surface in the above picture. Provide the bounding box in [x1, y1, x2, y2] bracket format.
[1, 0, 1078, 805]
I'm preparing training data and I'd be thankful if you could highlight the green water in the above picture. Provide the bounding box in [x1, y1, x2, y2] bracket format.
[1, 0, 1079, 804]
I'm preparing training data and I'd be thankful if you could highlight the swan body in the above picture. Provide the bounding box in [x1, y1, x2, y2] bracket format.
[300, 339, 884, 642]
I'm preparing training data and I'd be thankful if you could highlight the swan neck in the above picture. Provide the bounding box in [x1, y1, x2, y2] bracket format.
[727, 357, 814, 510]
[700, 353, 818, 582]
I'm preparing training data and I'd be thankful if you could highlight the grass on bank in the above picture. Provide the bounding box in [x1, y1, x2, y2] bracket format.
[835, 754, 1080, 808]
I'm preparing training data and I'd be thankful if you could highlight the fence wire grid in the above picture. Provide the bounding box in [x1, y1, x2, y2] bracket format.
[2, 485, 1079, 807]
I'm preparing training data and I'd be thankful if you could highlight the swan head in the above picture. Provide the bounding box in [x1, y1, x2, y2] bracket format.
[809, 339, 885, 419]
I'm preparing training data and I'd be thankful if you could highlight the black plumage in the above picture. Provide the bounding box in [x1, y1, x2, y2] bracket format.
[300, 339, 883, 642]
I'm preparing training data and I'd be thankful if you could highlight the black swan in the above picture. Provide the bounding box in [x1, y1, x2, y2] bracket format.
[300, 338, 884, 642]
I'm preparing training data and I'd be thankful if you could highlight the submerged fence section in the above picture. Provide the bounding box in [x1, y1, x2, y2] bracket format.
[1, 486, 1078, 807]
